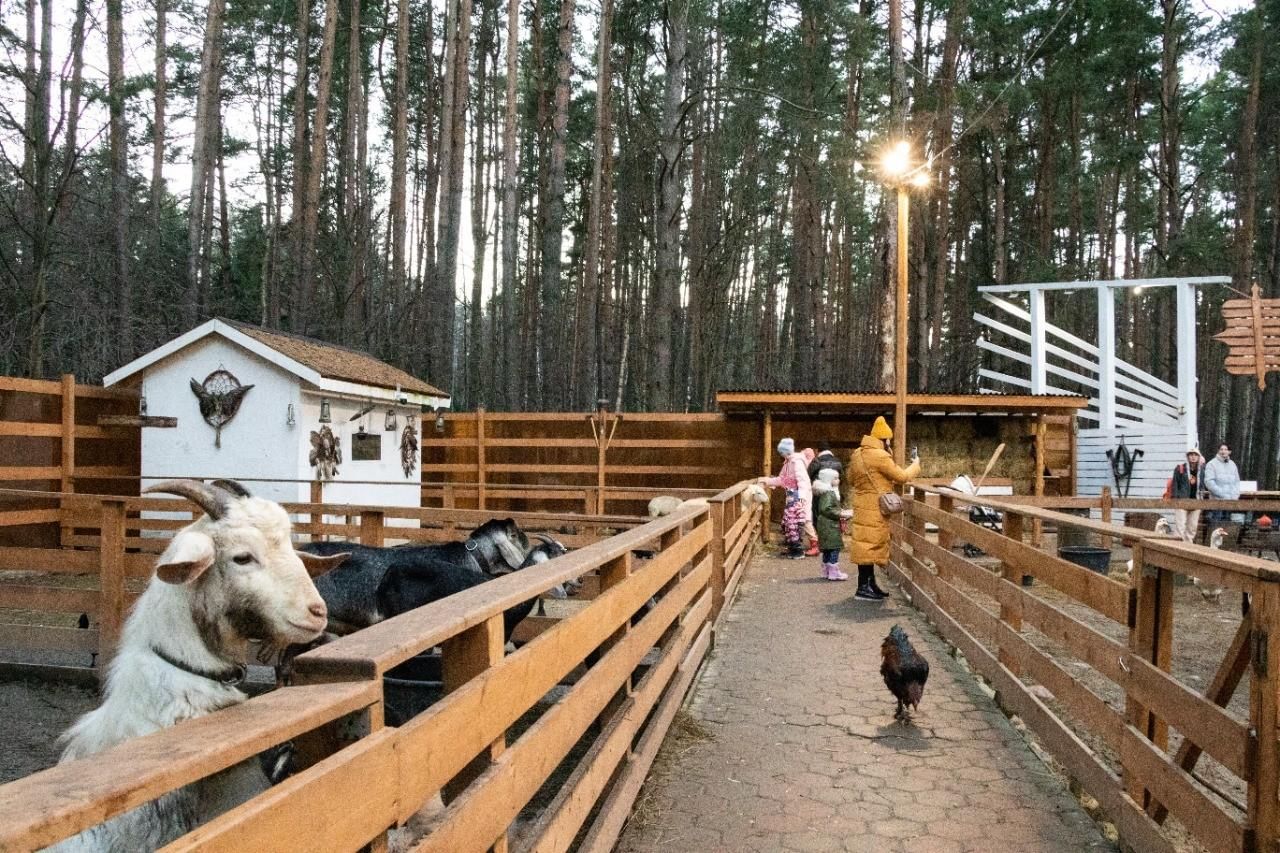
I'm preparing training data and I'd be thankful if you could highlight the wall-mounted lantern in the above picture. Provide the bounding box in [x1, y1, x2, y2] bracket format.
[385, 408, 398, 431]
[319, 398, 332, 423]
[286, 403, 296, 426]
[434, 408, 446, 435]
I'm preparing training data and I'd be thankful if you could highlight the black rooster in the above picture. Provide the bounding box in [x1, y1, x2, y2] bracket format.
[881, 624, 929, 720]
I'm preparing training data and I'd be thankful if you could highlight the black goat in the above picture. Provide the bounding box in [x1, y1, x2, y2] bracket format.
[375, 533, 572, 643]
[302, 518, 530, 634]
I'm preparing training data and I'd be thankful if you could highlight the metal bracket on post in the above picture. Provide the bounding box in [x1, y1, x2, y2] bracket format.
[1254, 630, 1270, 677]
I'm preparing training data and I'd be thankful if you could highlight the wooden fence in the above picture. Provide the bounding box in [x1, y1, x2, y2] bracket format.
[421, 408, 760, 515]
[0, 480, 764, 852]
[0, 486, 655, 671]
[889, 485, 1280, 853]
[0, 375, 139, 547]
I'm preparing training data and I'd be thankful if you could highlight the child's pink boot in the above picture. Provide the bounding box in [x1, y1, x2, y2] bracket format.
[824, 563, 849, 581]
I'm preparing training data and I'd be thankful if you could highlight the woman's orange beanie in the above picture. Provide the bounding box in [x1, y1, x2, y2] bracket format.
[871, 416, 893, 440]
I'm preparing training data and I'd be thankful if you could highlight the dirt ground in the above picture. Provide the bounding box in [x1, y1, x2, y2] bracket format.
[951, 533, 1248, 853]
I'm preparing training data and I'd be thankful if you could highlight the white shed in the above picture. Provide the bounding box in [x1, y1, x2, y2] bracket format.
[103, 318, 450, 513]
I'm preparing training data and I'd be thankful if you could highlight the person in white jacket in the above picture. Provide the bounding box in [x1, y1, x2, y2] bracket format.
[1203, 443, 1242, 524]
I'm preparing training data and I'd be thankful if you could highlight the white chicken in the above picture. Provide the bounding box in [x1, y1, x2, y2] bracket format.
[1192, 527, 1228, 604]
[1126, 517, 1176, 577]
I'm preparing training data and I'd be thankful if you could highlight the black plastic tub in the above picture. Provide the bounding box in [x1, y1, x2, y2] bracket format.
[1058, 545, 1112, 574]
[383, 652, 443, 727]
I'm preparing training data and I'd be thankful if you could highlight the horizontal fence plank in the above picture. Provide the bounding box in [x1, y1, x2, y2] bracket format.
[0, 681, 382, 851]
[394, 549, 711, 821]
[0, 623, 97, 652]
[161, 729, 399, 853]
[0, 422, 61, 437]
[419, 578, 713, 852]
[895, 535, 1251, 781]
[0, 466, 61, 481]
[910, 500, 1130, 622]
[884, 558, 1177, 853]
[577, 620, 713, 853]
[521, 589, 712, 853]
[0, 509, 61, 527]
[0, 585, 99, 613]
[295, 508, 710, 678]
[0, 546, 98, 573]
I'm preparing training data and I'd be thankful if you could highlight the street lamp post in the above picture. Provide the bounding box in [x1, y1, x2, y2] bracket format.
[879, 141, 929, 467]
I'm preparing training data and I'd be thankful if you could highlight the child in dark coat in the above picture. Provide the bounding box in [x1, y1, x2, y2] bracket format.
[813, 468, 850, 581]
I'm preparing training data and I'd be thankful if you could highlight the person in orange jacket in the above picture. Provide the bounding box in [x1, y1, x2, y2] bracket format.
[846, 417, 921, 600]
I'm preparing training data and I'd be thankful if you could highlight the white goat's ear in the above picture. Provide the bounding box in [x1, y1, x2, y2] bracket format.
[155, 530, 216, 584]
[297, 550, 349, 578]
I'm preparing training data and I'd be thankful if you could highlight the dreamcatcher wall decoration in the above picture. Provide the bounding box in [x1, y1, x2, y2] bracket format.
[189, 369, 254, 448]
[310, 425, 342, 481]
[400, 422, 419, 478]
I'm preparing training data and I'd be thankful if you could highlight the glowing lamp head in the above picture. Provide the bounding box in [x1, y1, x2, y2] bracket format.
[909, 170, 931, 188]
[880, 141, 913, 178]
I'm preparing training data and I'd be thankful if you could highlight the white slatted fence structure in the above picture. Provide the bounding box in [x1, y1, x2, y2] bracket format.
[975, 277, 1230, 502]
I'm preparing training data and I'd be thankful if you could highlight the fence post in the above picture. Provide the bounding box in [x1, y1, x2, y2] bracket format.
[60, 374, 76, 546]
[595, 403, 609, 515]
[1248, 585, 1280, 850]
[97, 499, 127, 677]
[709, 499, 728, 622]
[361, 510, 384, 546]
[476, 406, 487, 511]
[1125, 539, 1173, 808]
[1100, 486, 1114, 549]
[1033, 415, 1046, 548]
[938, 493, 955, 551]
[761, 412, 772, 544]
[441, 614, 508, 839]
[308, 480, 323, 541]
[597, 551, 634, 730]
[998, 511, 1024, 677]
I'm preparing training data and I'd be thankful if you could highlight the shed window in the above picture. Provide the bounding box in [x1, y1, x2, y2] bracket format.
[351, 432, 382, 461]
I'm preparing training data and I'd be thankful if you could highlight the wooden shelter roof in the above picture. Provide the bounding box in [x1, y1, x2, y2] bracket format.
[714, 390, 1088, 416]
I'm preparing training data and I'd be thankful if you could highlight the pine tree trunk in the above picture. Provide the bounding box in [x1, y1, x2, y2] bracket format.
[289, 0, 311, 329]
[151, 0, 168, 227]
[434, 0, 471, 389]
[537, 0, 576, 404]
[580, 0, 613, 409]
[187, 0, 226, 327]
[390, 0, 409, 332]
[108, 0, 133, 354]
[650, 0, 687, 410]
[297, 0, 340, 333]
[501, 0, 520, 409]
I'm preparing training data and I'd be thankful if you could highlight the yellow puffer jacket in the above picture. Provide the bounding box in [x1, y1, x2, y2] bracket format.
[846, 435, 921, 566]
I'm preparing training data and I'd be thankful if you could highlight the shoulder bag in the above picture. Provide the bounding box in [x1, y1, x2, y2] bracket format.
[857, 448, 904, 517]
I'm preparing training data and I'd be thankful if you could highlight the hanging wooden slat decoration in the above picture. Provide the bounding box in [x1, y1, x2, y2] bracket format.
[1213, 284, 1280, 390]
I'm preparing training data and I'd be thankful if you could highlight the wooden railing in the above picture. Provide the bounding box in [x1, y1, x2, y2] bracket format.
[0, 486, 659, 671]
[889, 484, 1280, 853]
[0, 481, 765, 852]
[0, 375, 138, 543]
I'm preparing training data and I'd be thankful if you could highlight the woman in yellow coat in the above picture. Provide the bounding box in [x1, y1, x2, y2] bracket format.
[847, 416, 920, 600]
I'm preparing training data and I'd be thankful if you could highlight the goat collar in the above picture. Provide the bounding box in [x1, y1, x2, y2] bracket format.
[151, 644, 248, 686]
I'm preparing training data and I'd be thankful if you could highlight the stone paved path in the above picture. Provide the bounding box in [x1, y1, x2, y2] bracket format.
[615, 553, 1116, 853]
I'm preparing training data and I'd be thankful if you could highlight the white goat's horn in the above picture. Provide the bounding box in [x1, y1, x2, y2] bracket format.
[144, 480, 230, 520]
[531, 533, 560, 547]
[211, 479, 252, 498]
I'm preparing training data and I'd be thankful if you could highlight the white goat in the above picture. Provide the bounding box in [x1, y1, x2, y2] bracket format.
[740, 483, 769, 513]
[1193, 527, 1228, 603]
[1126, 517, 1174, 578]
[647, 495, 684, 518]
[51, 480, 347, 852]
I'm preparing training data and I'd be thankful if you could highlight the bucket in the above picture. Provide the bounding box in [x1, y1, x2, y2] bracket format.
[383, 652, 444, 726]
[1058, 545, 1112, 574]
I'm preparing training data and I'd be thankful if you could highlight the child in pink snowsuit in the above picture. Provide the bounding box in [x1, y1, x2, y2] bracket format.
[760, 437, 812, 559]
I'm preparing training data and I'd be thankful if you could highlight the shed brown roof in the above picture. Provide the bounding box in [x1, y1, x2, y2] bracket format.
[225, 320, 446, 397]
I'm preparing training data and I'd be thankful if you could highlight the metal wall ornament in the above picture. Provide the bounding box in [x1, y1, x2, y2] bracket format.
[310, 425, 342, 481]
[1106, 436, 1145, 498]
[189, 369, 254, 448]
[400, 422, 419, 478]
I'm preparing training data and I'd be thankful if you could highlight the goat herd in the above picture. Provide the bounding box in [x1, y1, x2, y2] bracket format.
[48, 478, 583, 852]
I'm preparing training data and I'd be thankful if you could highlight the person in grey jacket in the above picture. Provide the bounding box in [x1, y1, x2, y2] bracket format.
[1203, 443, 1242, 523]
